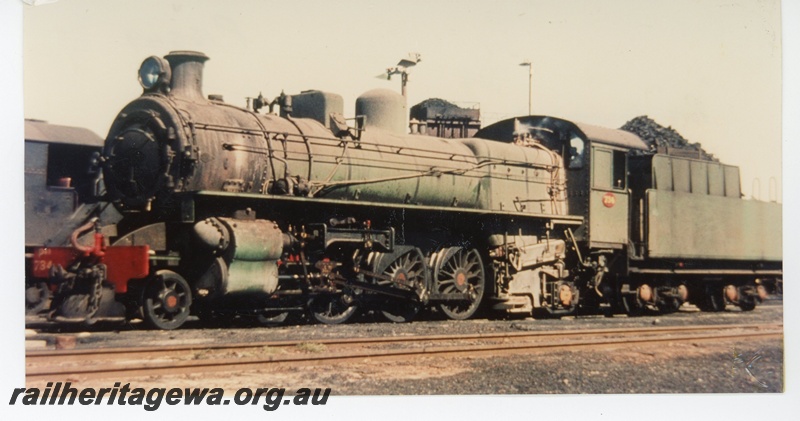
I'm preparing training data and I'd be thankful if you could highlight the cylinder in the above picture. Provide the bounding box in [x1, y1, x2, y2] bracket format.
[194, 218, 285, 295]
[220, 218, 284, 262]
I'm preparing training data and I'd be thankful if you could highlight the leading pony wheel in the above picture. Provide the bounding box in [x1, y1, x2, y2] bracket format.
[142, 270, 192, 330]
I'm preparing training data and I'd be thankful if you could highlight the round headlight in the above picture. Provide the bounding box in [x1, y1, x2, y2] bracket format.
[138, 56, 171, 91]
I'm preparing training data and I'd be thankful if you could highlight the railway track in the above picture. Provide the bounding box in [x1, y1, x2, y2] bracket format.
[26, 323, 782, 383]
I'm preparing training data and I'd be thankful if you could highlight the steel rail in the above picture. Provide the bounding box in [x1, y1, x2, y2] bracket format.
[26, 324, 781, 382]
[27, 323, 777, 362]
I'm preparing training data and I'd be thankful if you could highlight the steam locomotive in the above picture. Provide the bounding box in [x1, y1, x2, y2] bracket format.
[29, 51, 782, 329]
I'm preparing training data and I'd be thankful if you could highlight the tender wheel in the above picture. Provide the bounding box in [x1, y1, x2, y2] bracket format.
[621, 293, 644, 317]
[25, 281, 51, 315]
[738, 295, 757, 312]
[697, 287, 725, 312]
[142, 270, 192, 330]
[656, 298, 681, 314]
[309, 293, 358, 325]
[433, 247, 485, 320]
[376, 249, 426, 323]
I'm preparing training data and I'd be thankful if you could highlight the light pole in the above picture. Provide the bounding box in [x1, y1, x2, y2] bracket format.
[382, 53, 422, 99]
[377, 53, 422, 131]
[519, 61, 532, 115]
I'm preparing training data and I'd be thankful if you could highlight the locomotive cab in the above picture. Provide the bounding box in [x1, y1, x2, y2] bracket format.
[476, 117, 648, 312]
[475, 117, 647, 249]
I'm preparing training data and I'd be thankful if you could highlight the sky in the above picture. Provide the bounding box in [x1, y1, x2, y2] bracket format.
[3, 0, 800, 420]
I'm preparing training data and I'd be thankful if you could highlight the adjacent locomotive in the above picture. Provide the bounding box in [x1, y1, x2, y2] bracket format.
[29, 51, 782, 329]
[24, 119, 122, 314]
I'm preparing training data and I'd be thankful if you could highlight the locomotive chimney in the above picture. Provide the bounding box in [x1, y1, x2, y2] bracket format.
[164, 50, 209, 102]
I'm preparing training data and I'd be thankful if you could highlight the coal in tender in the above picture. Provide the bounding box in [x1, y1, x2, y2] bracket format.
[620, 116, 718, 162]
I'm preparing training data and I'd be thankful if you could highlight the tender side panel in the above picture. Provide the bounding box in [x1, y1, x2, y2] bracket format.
[651, 155, 740, 198]
[646, 190, 782, 260]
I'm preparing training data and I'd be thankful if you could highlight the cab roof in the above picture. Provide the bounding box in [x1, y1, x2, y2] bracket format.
[572, 121, 648, 151]
[24, 119, 104, 147]
[476, 116, 649, 151]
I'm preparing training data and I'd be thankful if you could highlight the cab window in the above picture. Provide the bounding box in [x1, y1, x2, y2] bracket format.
[567, 136, 585, 169]
[593, 148, 626, 190]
